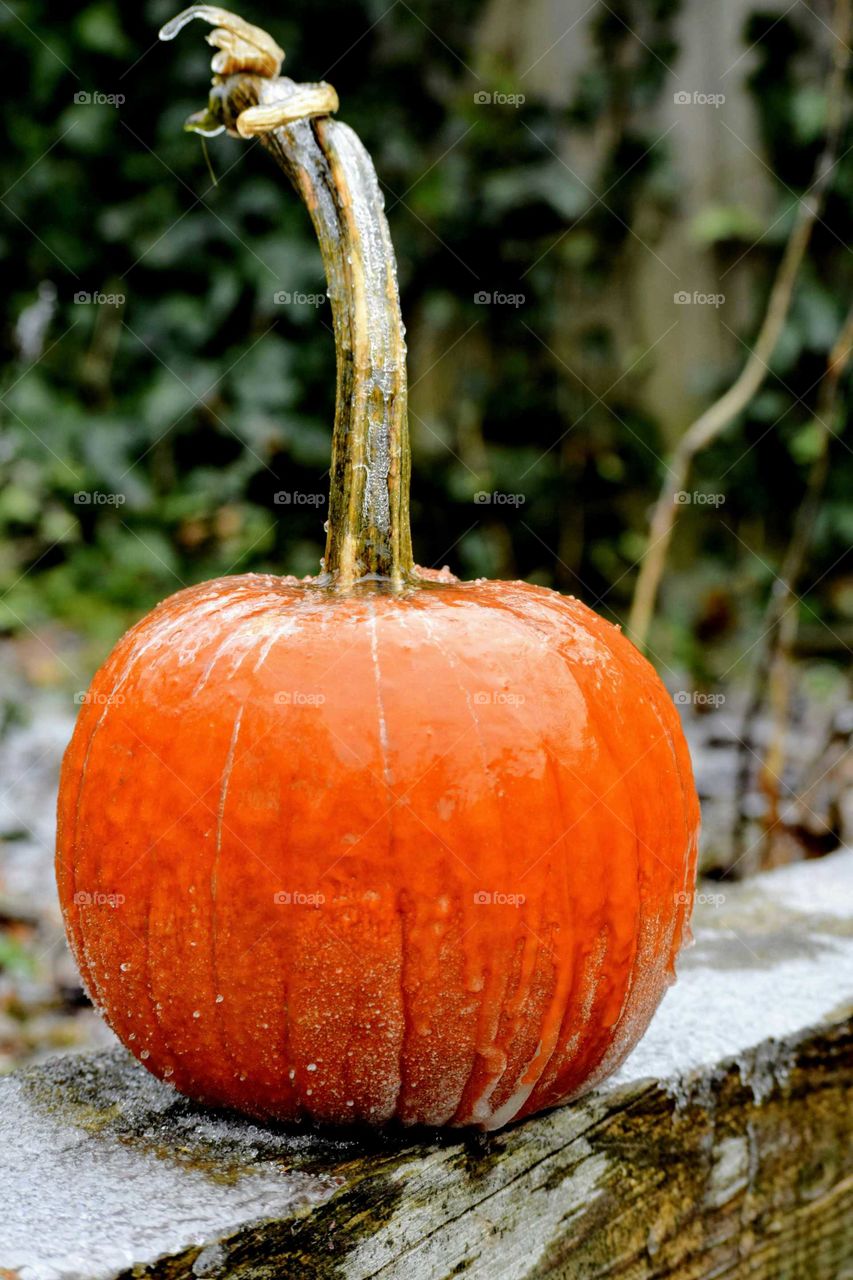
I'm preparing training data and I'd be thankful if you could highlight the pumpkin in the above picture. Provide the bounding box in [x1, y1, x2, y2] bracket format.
[56, 6, 699, 1131]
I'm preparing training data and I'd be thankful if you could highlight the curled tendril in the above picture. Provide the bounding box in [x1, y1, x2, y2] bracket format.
[160, 6, 338, 138]
[159, 6, 285, 78]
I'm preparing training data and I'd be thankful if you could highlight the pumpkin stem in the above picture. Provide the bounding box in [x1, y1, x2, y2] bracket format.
[160, 8, 414, 589]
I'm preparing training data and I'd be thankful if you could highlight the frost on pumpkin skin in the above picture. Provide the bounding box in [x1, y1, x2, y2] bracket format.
[57, 574, 699, 1131]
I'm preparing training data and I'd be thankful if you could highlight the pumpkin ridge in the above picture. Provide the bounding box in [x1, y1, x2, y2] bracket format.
[522, 661, 643, 1115]
[475, 587, 662, 1110]
[132, 713, 211, 1095]
[516, 594, 694, 1102]
[411, 605, 513, 1126]
[529, 688, 644, 1113]
[483, 738, 575, 1128]
[658, 717, 699, 960]
[58, 705, 102, 1010]
[366, 605, 408, 1122]
[208, 702, 247, 1093]
[378, 607, 476, 1124]
[66, 660, 146, 1030]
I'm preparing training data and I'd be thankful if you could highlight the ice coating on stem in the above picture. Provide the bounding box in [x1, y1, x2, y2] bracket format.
[159, 7, 413, 589]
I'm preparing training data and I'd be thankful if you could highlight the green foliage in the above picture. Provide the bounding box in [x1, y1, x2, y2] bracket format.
[0, 932, 37, 978]
[0, 0, 851, 676]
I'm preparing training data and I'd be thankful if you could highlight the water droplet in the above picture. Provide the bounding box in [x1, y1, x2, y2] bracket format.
[120, 962, 131, 972]
[307, 1062, 317, 1072]
[140, 1049, 150, 1060]
[215, 994, 224, 1003]
[193, 1010, 201, 1018]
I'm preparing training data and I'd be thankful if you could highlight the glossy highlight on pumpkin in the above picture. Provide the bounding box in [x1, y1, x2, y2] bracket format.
[57, 573, 698, 1129]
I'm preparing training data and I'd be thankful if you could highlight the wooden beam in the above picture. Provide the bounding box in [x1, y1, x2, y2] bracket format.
[1, 850, 851, 1279]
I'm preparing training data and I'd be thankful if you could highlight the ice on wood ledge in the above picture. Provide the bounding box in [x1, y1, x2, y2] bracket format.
[1, 849, 851, 1280]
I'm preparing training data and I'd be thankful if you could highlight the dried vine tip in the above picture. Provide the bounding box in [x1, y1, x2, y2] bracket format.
[159, 6, 285, 78]
[159, 6, 338, 136]
[235, 84, 340, 137]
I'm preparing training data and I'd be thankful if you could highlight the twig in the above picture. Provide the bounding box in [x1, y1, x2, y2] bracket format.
[732, 305, 853, 870]
[627, 0, 851, 649]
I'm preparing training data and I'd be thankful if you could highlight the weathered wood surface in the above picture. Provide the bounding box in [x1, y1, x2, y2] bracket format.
[2, 851, 852, 1280]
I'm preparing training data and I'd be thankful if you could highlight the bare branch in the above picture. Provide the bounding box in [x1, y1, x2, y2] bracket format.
[627, 0, 851, 650]
[732, 303, 853, 870]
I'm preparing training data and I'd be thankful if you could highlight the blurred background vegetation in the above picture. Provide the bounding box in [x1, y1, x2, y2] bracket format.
[0, 0, 851, 1068]
[1, 0, 850, 680]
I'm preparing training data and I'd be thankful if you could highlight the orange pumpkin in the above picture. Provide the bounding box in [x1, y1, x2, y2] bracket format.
[56, 7, 699, 1130]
